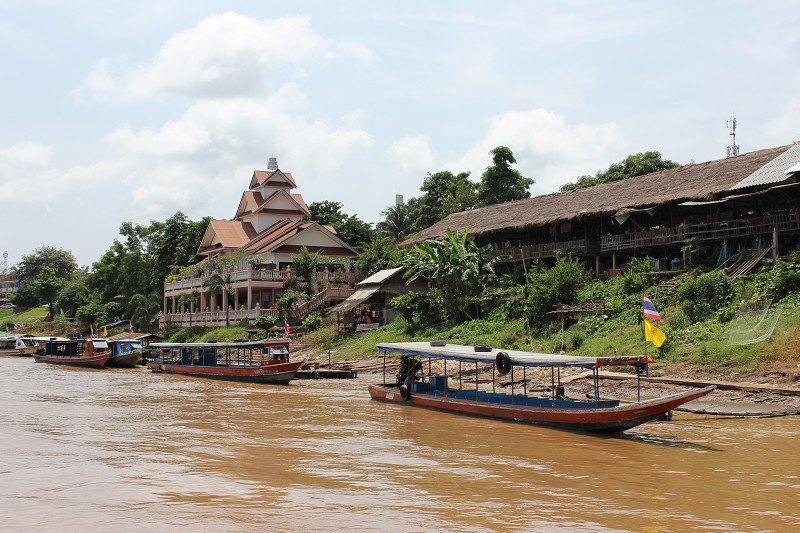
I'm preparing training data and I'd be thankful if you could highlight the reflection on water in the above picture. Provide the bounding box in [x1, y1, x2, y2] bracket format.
[1, 356, 799, 531]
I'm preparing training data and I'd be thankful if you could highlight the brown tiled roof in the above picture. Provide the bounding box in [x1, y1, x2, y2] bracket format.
[208, 219, 258, 248]
[402, 144, 792, 246]
[252, 169, 297, 188]
[242, 219, 356, 255]
[290, 193, 310, 214]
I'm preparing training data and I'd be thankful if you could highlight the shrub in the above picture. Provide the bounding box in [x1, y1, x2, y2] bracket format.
[255, 314, 277, 331]
[525, 253, 589, 328]
[303, 313, 323, 331]
[75, 300, 108, 327]
[619, 257, 652, 296]
[676, 270, 732, 322]
[391, 290, 445, 329]
[569, 330, 585, 350]
[754, 251, 800, 301]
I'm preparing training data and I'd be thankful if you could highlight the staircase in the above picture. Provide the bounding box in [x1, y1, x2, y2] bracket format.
[293, 286, 356, 318]
[725, 248, 772, 281]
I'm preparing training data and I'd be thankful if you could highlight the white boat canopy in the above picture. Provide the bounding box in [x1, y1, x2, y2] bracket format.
[377, 342, 652, 369]
[151, 339, 284, 349]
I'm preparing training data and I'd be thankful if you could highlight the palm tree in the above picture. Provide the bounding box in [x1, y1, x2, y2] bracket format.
[290, 247, 322, 297]
[177, 293, 199, 327]
[403, 229, 496, 320]
[202, 272, 234, 327]
[377, 203, 416, 241]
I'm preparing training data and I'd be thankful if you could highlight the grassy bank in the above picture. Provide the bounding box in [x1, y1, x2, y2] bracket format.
[304, 303, 800, 378]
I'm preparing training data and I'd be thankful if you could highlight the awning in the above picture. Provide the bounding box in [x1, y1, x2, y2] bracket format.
[328, 286, 380, 314]
[679, 181, 800, 206]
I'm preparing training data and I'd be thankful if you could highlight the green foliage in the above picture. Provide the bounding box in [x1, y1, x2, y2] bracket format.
[561, 151, 679, 192]
[75, 300, 108, 327]
[569, 330, 585, 350]
[11, 284, 39, 308]
[477, 146, 534, 207]
[676, 270, 733, 322]
[13, 246, 78, 285]
[55, 276, 91, 317]
[354, 237, 404, 278]
[290, 247, 322, 296]
[302, 313, 323, 331]
[754, 251, 800, 300]
[128, 293, 161, 331]
[416, 171, 477, 228]
[32, 267, 64, 320]
[525, 253, 589, 328]
[104, 301, 121, 321]
[255, 314, 277, 331]
[308, 200, 374, 249]
[276, 289, 306, 319]
[202, 271, 235, 326]
[619, 257, 653, 295]
[376, 203, 417, 241]
[390, 290, 445, 329]
[403, 229, 496, 320]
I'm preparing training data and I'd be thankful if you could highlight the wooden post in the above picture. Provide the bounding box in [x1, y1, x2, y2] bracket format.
[475, 362, 479, 400]
[773, 224, 779, 260]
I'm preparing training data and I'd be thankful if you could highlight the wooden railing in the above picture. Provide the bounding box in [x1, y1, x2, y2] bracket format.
[293, 286, 356, 317]
[600, 213, 799, 252]
[487, 239, 587, 262]
[160, 307, 279, 328]
[165, 269, 356, 294]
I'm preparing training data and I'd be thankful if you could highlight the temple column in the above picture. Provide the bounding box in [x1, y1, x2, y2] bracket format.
[247, 286, 253, 311]
[234, 288, 239, 311]
[171, 296, 176, 315]
[164, 296, 168, 316]
[222, 290, 228, 312]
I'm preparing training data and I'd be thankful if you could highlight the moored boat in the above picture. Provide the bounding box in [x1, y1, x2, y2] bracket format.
[148, 339, 302, 384]
[0, 335, 38, 356]
[34, 338, 111, 368]
[107, 338, 143, 367]
[371, 342, 715, 433]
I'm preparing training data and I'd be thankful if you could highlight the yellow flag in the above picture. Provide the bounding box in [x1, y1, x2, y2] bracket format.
[102, 326, 108, 337]
[644, 319, 666, 348]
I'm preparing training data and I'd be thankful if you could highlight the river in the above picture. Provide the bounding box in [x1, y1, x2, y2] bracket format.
[1, 356, 798, 531]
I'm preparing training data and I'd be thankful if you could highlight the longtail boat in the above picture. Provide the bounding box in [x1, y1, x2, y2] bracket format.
[0, 335, 38, 356]
[34, 338, 111, 368]
[148, 339, 302, 384]
[107, 339, 143, 367]
[370, 342, 715, 433]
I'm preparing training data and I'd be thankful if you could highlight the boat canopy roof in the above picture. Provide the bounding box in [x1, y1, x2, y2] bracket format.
[376, 342, 653, 369]
[151, 339, 286, 349]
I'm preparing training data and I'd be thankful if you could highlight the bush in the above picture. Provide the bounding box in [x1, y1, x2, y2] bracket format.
[676, 270, 732, 322]
[619, 257, 652, 296]
[302, 313, 323, 331]
[525, 254, 589, 328]
[255, 314, 277, 331]
[569, 330, 585, 350]
[75, 300, 108, 327]
[391, 290, 445, 329]
[754, 251, 800, 300]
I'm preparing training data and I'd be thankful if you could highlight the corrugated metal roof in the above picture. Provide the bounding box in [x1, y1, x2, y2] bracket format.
[731, 144, 800, 190]
[357, 267, 404, 286]
[328, 286, 380, 314]
[787, 161, 800, 175]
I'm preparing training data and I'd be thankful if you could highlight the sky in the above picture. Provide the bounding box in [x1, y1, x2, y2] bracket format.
[1, 0, 799, 267]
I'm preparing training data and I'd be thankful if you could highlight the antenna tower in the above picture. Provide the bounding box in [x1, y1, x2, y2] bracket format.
[726, 115, 740, 158]
[1, 250, 8, 276]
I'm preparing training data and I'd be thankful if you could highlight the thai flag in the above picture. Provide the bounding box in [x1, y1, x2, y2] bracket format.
[284, 319, 291, 337]
[90, 324, 94, 337]
[643, 295, 663, 322]
[129, 320, 134, 334]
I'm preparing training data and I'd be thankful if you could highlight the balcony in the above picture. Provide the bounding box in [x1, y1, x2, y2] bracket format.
[164, 268, 355, 295]
[600, 213, 799, 252]
[160, 307, 280, 328]
[487, 239, 587, 262]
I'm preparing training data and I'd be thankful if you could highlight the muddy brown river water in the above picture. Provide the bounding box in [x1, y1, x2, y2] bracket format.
[1, 356, 799, 531]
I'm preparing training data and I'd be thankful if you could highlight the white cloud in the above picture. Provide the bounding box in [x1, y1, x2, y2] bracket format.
[0, 141, 50, 171]
[74, 12, 374, 103]
[388, 135, 435, 176]
[451, 109, 628, 193]
[761, 98, 800, 145]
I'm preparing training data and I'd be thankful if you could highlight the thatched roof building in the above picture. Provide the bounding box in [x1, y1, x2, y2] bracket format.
[403, 145, 794, 247]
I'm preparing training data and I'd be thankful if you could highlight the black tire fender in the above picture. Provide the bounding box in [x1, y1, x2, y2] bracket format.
[400, 384, 412, 401]
[495, 351, 512, 375]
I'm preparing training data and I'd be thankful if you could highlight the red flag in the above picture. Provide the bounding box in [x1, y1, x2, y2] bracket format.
[129, 320, 134, 334]
[284, 319, 291, 338]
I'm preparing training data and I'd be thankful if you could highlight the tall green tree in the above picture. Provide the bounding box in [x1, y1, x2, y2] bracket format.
[403, 229, 496, 320]
[290, 247, 322, 297]
[561, 151, 680, 192]
[377, 203, 416, 241]
[417, 171, 477, 228]
[354, 237, 404, 278]
[202, 272, 235, 327]
[308, 200, 375, 249]
[55, 276, 91, 317]
[32, 267, 64, 320]
[477, 146, 534, 207]
[13, 246, 78, 285]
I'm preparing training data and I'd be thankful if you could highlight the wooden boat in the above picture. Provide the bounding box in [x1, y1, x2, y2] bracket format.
[34, 338, 111, 368]
[148, 339, 302, 384]
[370, 342, 716, 433]
[0, 335, 38, 356]
[107, 339, 143, 367]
